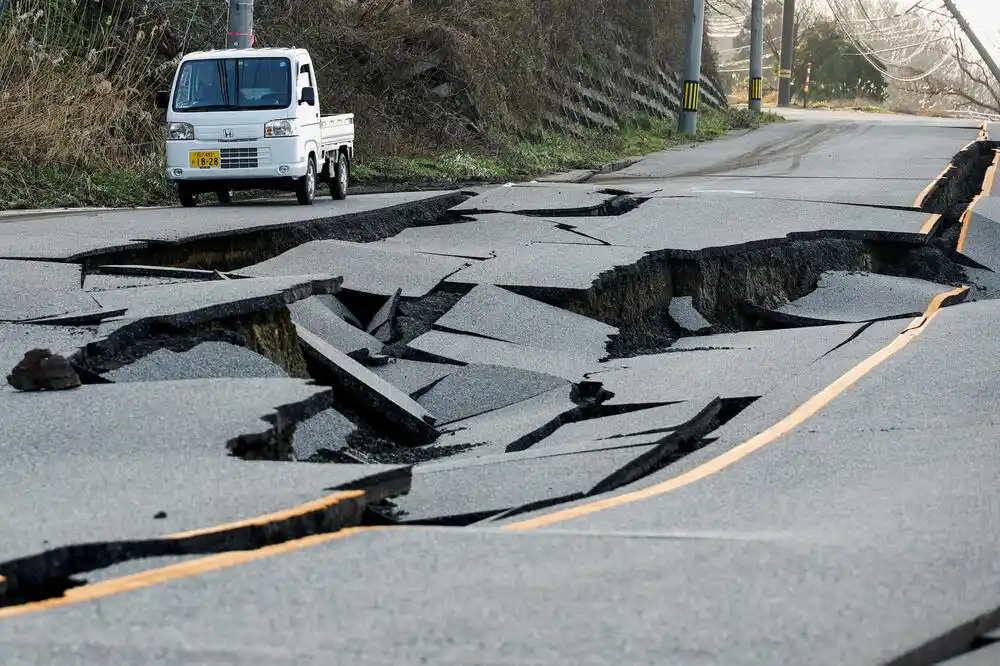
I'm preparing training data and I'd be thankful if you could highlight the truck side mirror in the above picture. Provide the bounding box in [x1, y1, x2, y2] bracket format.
[155, 91, 170, 109]
[300, 87, 316, 106]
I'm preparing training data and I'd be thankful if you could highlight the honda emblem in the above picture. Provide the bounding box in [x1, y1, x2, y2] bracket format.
[224, 129, 234, 138]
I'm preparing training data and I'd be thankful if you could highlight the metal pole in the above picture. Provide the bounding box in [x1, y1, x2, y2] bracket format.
[226, 0, 253, 49]
[678, 0, 706, 134]
[941, 0, 1000, 87]
[749, 0, 764, 114]
[777, 0, 795, 107]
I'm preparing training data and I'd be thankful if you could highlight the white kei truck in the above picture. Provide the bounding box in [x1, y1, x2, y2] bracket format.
[155, 47, 354, 207]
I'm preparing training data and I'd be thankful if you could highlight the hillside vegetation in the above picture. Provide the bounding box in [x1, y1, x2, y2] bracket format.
[1, 0, 771, 208]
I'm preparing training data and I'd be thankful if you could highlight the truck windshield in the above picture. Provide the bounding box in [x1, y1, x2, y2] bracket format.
[172, 57, 292, 112]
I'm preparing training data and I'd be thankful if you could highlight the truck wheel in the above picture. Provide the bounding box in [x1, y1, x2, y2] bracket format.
[217, 189, 233, 205]
[331, 152, 348, 200]
[296, 157, 316, 205]
[178, 185, 198, 208]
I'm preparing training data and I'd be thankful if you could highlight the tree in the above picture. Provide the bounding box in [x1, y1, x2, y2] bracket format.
[793, 20, 889, 101]
[729, 0, 821, 64]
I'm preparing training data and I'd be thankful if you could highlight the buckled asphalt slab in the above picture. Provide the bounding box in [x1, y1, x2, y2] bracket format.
[431, 284, 618, 358]
[54, 274, 341, 325]
[745, 270, 957, 326]
[370, 358, 458, 397]
[668, 296, 713, 333]
[294, 324, 439, 444]
[414, 363, 568, 425]
[287, 295, 384, 360]
[957, 198, 1000, 271]
[0, 191, 462, 261]
[102, 342, 290, 382]
[407, 329, 609, 382]
[443, 242, 648, 291]
[0, 260, 100, 323]
[449, 183, 630, 215]
[529, 399, 719, 450]
[238, 239, 468, 298]
[556, 197, 941, 252]
[377, 212, 606, 261]
[597, 322, 871, 407]
[422, 385, 579, 459]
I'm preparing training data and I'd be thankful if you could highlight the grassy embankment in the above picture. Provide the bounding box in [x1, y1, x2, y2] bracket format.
[6, 107, 780, 210]
[1, 0, 780, 209]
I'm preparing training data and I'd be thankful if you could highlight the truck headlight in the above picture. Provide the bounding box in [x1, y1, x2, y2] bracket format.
[167, 122, 194, 140]
[264, 119, 296, 137]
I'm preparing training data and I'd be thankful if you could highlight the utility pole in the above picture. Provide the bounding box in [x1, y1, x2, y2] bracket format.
[226, 0, 253, 49]
[777, 0, 795, 106]
[679, 0, 706, 134]
[749, 0, 764, 114]
[941, 0, 1000, 87]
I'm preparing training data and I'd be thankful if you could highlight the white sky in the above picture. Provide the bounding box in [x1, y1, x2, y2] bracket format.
[951, 0, 999, 63]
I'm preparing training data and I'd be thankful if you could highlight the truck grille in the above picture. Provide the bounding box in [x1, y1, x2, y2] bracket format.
[221, 147, 258, 169]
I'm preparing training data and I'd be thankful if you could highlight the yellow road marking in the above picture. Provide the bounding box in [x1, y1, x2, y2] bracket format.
[165, 490, 364, 539]
[956, 195, 982, 254]
[0, 527, 388, 620]
[982, 149, 1000, 197]
[914, 162, 954, 209]
[919, 213, 942, 235]
[0, 489, 372, 617]
[503, 286, 969, 531]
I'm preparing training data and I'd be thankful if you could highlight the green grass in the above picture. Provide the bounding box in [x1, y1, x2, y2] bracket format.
[353, 107, 783, 186]
[0, 107, 782, 210]
[0, 162, 172, 210]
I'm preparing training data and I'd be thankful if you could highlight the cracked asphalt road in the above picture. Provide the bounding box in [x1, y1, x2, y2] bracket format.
[2, 108, 999, 665]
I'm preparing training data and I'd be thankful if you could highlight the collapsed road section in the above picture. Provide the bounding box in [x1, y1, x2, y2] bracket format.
[1, 122, 996, 611]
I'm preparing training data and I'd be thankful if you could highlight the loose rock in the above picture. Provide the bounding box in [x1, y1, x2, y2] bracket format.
[6, 348, 81, 391]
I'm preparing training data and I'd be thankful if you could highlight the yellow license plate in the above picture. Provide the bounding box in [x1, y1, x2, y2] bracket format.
[189, 151, 220, 168]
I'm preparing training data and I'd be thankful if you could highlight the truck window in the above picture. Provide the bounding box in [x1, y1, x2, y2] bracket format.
[172, 57, 292, 112]
[297, 64, 313, 90]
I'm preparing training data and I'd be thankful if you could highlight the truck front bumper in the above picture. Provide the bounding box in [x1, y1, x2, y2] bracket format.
[164, 139, 309, 182]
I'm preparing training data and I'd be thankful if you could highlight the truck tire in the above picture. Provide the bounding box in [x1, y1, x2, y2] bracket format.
[331, 152, 348, 200]
[296, 156, 316, 205]
[178, 184, 198, 208]
[217, 189, 233, 205]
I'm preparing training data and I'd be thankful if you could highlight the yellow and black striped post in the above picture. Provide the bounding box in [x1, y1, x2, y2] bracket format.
[749, 0, 763, 114]
[682, 80, 700, 114]
[678, 0, 706, 134]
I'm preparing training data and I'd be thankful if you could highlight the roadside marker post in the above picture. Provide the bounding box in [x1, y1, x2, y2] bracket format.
[803, 62, 812, 108]
[749, 0, 764, 115]
[679, 0, 706, 135]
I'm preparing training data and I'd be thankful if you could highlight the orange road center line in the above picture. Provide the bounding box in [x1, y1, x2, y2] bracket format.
[165, 490, 364, 539]
[955, 195, 982, 254]
[982, 149, 1000, 198]
[0, 528, 389, 621]
[919, 213, 942, 235]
